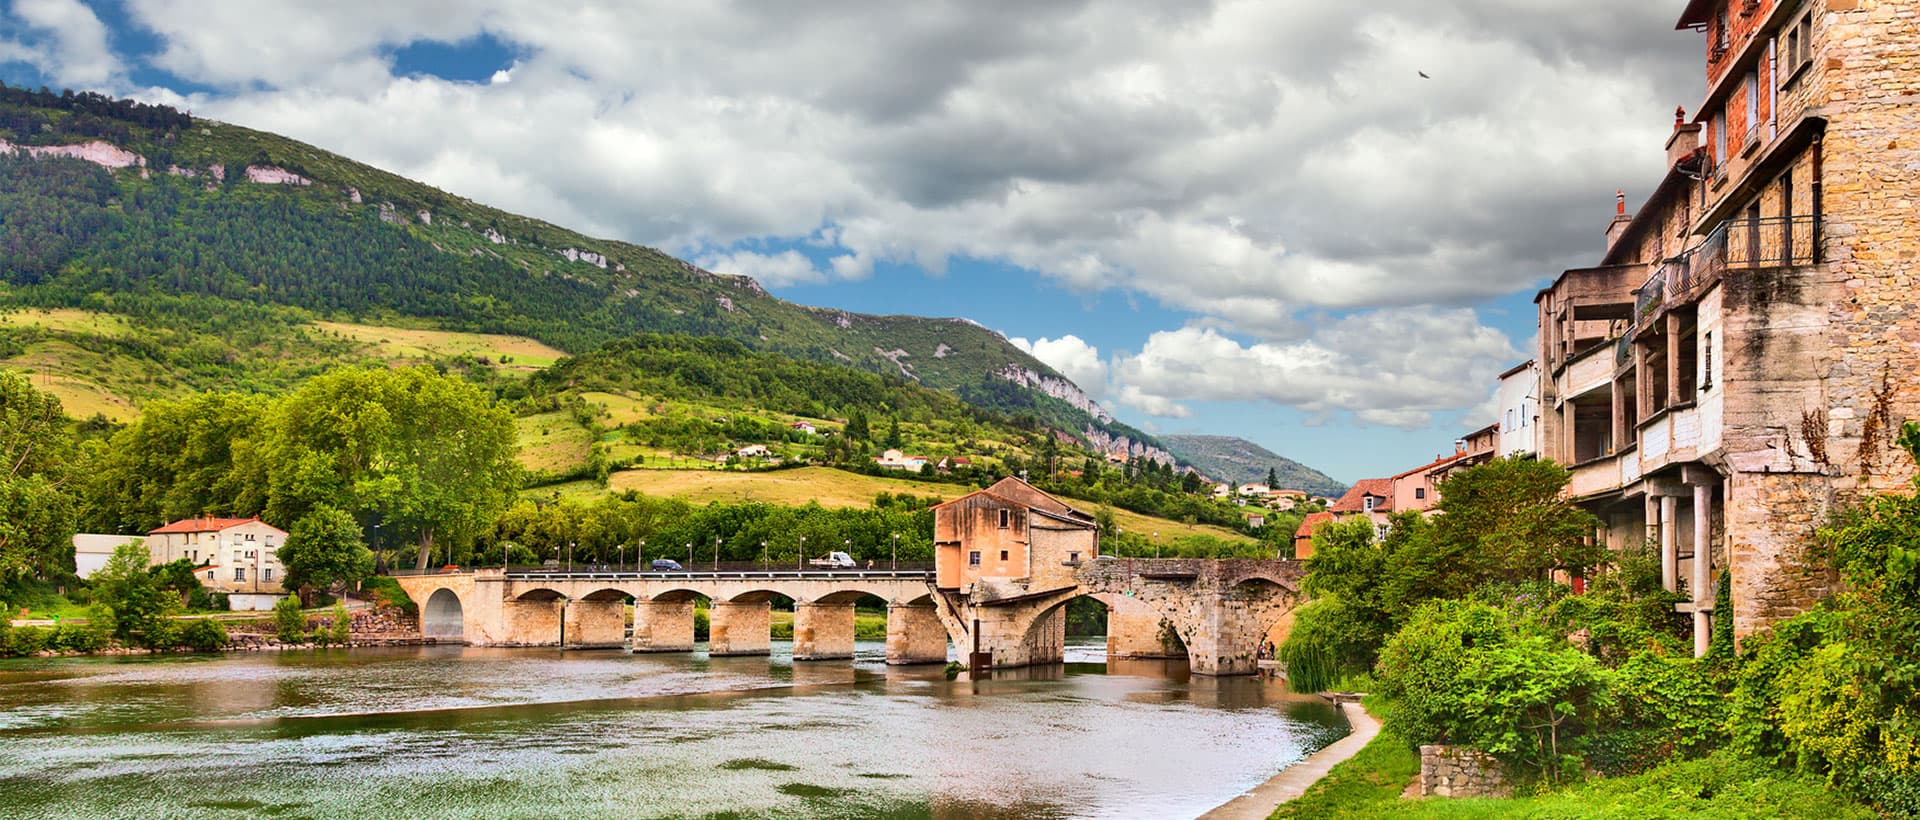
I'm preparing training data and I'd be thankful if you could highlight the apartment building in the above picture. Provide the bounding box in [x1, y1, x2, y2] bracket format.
[1532, 0, 1920, 655]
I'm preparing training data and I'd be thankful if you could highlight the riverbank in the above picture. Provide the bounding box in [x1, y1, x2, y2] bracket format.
[1198, 698, 1380, 819]
[1267, 705, 1875, 819]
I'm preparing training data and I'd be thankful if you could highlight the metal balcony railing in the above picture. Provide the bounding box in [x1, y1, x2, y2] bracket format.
[1621, 214, 1819, 355]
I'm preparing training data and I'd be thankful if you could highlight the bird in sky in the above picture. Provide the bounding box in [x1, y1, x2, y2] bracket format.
[1418, 70, 1431, 79]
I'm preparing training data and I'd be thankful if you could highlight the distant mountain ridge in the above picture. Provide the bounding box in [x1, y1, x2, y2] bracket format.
[1160, 435, 1345, 496]
[0, 84, 1173, 463]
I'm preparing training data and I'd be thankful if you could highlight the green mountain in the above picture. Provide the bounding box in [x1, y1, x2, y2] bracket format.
[1160, 434, 1345, 496]
[0, 84, 1172, 462]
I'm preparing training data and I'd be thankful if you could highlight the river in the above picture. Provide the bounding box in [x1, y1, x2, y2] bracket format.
[0, 637, 1348, 819]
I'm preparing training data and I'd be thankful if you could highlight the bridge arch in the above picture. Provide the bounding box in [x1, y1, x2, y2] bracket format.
[514, 587, 565, 602]
[423, 588, 465, 641]
[578, 588, 631, 603]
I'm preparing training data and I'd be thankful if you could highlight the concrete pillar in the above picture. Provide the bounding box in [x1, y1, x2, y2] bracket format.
[1693, 482, 1714, 658]
[1659, 495, 1678, 593]
[709, 600, 771, 656]
[792, 602, 856, 661]
[1611, 377, 1626, 452]
[1665, 312, 1683, 408]
[564, 599, 627, 648]
[884, 603, 948, 665]
[630, 599, 695, 653]
[501, 598, 563, 646]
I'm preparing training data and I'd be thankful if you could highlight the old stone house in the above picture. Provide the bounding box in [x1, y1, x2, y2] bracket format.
[1528, 0, 1920, 655]
[146, 517, 291, 594]
[932, 477, 1098, 595]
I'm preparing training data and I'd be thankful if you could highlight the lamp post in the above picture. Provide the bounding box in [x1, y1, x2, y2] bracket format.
[761, 540, 768, 572]
[372, 523, 381, 574]
[638, 540, 646, 572]
[1154, 532, 1160, 559]
[568, 541, 575, 573]
[713, 536, 721, 571]
[891, 532, 898, 570]
[1116, 527, 1124, 559]
[686, 542, 693, 569]
[618, 542, 626, 572]
[798, 535, 806, 571]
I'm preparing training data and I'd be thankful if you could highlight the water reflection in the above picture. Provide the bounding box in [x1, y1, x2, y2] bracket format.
[0, 638, 1346, 819]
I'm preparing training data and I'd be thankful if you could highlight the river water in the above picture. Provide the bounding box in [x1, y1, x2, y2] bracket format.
[0, 637, 1347, 819]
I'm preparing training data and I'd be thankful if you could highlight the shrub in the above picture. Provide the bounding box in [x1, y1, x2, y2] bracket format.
[49, 619, 109, 653]
[1589, 650, 1728, 774]
[2, 624, 47, 656]
[180, 618, 229, 651]
[359, 576, 415, 613]
[140, 616, 180, 650]
[329, 603, 351, 645]
[694, 607, 710, 641]
[273, 595, 308, 643]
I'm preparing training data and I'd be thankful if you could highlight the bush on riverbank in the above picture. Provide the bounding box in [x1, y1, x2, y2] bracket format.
[180, 617, 229, 651]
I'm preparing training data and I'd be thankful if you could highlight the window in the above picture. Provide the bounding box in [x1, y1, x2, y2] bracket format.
[968, 551, 981, 566]
[246, 550, 256, 559]
[1068, 552, 1081, 564]
[205, 570, 214, 580]
[245, 533, 255, 541]
[232, 551, 243, 563]
[1415, 487, 1427, 500]
[1363, 496, 1375, 512]
[234, 568, 246, 581]
[1702, 331, 1715, 390]
[263, 568, 273, 582]
[1743, 71, 1760, 149]
[1712, 111, 1728, 173]
[997, 509, 1010, 529]
[1712, 7, 1730, 58]
[999, 550, 1009, 562]
[1375, 524, 1390, 541]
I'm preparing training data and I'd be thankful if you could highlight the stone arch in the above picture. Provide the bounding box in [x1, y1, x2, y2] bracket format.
[1232, 577, 1303, 650]
[1090, 591, 1189, 662]
[514, 587, 565, 602]
[810, 588, 893, 606]
[647, 587, 709, 604]
[722, 588, 792, 604]
[423, 587, 465, 641]
[578, 588, 631, 603]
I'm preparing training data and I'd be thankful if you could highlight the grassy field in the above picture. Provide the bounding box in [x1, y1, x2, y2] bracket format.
[602, 466, 1256, 544]
[314, 321, 567, 370]
[516, 412, 595, 474]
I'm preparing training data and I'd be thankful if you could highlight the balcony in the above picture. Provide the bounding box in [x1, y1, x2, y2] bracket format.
[1637, 214, 1820, 324]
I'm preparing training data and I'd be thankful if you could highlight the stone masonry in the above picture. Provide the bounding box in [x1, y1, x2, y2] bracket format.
[1419, 745, 1512, 799]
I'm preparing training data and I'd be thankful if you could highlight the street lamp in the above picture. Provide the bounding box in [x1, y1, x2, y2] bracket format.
[891, 532, 898, 570]
[713, 536, 722, 571]
[1154, 532, 1160, 559]
[798, 535, 806, 571]
[568, 541, 576, 573]
[638, 540, 646, 571]
[761, 540, 769, 572]
[618, 542, 626, 572]
[686, 542, 693, 568]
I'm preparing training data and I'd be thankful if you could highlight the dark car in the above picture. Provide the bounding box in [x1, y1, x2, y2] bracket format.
[650, 559, 684, 572]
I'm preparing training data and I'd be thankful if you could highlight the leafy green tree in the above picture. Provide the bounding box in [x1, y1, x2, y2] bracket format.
[0, 371, 78, 579]
[79, 392, 268, 533]
[845, 409, 870, 442]
[150, 558, 215, 610]
[278, 505, 374, 592]
[1267, 467, 1280, 488]
[329, 602, 351, 645]
[180, 617, 229, 651]
[92, 542, 173, 644]
[883, 415, 902, 449]
[1431, 456, 1604, 584]
[261, 367, 520, 570]
[273, 594, 307, 643]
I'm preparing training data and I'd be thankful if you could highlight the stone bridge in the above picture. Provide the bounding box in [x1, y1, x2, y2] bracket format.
[937, 557, 1307, 676]
[392, 557, 1305, 676]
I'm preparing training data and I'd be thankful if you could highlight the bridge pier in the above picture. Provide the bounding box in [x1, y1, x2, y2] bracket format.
[709, 600, 771, 656]
[502, 598, 563, 646]
[630, 600, 696, 653]
[1106, 596, 1185, 660]
[884, 603, 948, 665]
[792, 602, 856, 661]
[564, 599, 627, 649]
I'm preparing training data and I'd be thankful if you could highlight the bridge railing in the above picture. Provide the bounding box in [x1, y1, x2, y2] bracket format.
[503, 567, 935, 582]
[382, 561, 934, 578]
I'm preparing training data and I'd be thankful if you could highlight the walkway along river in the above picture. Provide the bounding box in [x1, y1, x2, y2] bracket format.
[0, 638, 1346, 818]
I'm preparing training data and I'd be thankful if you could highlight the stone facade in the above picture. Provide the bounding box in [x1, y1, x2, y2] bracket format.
[1418, 745, 1512, 799]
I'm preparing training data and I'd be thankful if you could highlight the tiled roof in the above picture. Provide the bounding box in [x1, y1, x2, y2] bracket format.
[149, 516, 261, 535]
[1293, 511, 1334, 540]
[1329, 479, 1395, 514]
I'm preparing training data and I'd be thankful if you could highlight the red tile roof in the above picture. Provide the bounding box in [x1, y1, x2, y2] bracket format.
[1293, 511, 1334, 540]
[1329, 479, 1395, 514]
[149, 516, 262, 535]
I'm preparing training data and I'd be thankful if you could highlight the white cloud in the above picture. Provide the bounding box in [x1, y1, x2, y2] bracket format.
[1009, 334, 1108, 398]
[80, 0, 1692, 429]
[1108, 309, 1521, 428]
[3, 0, 120, 87]
[693, 249, 825, 288]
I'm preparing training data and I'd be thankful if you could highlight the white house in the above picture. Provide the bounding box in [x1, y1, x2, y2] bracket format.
[1237, 483, 1270, 497]
[874, 449, 929, 473]
[1495, 359, 1540, 458]
[790, 421, 817, 435]
[71, 534, 145, 579]
[736, 444, 771, 458]
[146, 517, 291, 595]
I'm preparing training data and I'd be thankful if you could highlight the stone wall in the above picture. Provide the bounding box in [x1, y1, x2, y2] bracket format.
[1419, 745, 1512, 799]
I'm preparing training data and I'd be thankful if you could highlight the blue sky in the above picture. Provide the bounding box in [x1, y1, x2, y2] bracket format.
[0, 0, 1697, 483]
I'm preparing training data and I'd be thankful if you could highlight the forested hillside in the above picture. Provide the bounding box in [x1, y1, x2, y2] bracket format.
[0, 83, 1169, 461]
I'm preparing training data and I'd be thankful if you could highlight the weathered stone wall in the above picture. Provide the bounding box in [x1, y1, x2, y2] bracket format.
[631, 600, 695, 652]
[792, 602, 855, 660]
[1419, 745, 1512, 799]
[563, 599, 626, 648]
[709, 600, 770, 656]
[884, 603, 948, 665]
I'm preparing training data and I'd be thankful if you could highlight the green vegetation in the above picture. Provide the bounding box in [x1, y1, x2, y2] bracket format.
[0, 369, 79, 580]
[273, 595, 306, 644]
[278, 505, 374, 593]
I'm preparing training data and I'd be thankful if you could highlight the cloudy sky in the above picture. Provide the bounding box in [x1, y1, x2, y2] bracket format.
[1, 0, 1704, 482]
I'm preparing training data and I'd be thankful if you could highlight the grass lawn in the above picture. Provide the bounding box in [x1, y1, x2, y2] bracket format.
[1273, 708, 1874, 820]
[515, 412, 594, 473]
[313, 320, 568, 370]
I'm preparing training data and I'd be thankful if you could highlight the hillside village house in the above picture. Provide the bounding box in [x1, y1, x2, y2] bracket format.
[1496, 360, 1542, 458]
[146, 517, 290, 601]
[789, 421, 817, 435]
[70, 534, 144, 579]
[935, 456, 973, 473]
[873, 449, 929, 473]
[1327, 478, 1395, 540]
[1515, 0, 1920, 655]
[1292, 511, 1334, 560]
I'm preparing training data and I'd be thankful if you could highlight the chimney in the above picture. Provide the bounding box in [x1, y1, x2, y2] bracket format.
[1666, 105, 1703, 169]
[1605, 189, 1634, 253]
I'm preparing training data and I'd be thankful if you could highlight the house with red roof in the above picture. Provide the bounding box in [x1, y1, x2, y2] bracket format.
[147, 516, 291, 596]
[1292, 511, 1335, 560]
[1329, 478, 1396, 540]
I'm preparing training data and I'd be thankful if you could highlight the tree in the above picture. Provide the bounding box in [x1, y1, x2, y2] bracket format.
[79, 392, 268, 533]
[92, 542, 173, 643]
[884, 415, 902, 449]
[278, 505, 374, 592]
[273, 594, 307, 643]
[845, 409, 870, 442]
[260, 367, 521, 570]
[1431, 456, 1604, 583]
[0, 371, 79, 579]
[1267, 467, 1280, 489]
